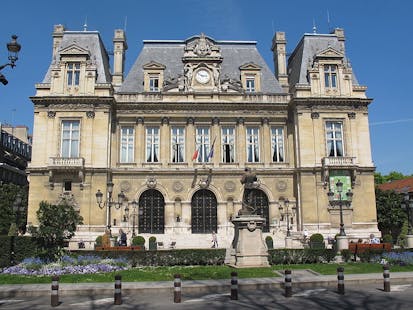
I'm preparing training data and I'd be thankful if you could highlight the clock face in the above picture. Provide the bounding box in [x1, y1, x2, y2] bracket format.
[195, 69, 210, 84]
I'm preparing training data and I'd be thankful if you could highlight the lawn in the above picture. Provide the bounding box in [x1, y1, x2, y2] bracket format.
[1, 263, 413, 285]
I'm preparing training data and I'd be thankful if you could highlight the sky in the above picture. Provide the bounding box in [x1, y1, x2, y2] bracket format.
[0, 0, 411, 175]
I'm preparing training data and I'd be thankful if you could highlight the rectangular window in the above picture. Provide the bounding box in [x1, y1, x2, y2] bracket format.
[324, 65, 337, 88]
[120, 126, 135, 163]
[146, 127, 159, 162]
[64, 181, 72, 192]
[67, 63, 80, 87]
[221, 127, 235, 163]
[195, 127, 210, 163]
[149, 75, 160, 92]
[246, 127, 260, 162]
[271, 127, 284, 162]
[171, 127, 185, 163]
[61, 120, 80, 158]
[326, 121, 344, 157]
[246, 77, 255, 92]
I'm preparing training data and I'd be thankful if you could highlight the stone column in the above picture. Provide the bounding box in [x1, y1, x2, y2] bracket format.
[136, 117, 144, 165]
[261, 118, 270, 165]
[237, 117, 246, 165]
[186, 117, 195, 167]
[211, 117, 220, 166]
[160, 117, 169, 166]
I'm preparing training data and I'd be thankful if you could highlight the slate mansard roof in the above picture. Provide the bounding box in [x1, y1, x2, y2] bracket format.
[42, 31, 112, 84]
[287, 33, 359, 87]
[119, 36, 284, 94]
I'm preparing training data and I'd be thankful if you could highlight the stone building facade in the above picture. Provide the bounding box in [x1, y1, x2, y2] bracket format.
[27, 25, 378, 249]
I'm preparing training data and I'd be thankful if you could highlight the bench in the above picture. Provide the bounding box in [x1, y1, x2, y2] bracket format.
[95, 246, 144, 251]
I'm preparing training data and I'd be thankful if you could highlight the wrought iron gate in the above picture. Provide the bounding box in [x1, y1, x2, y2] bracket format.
[138, 189, 165, 234]
[191, 189, 217, 234]
[251, 189, 270, 232]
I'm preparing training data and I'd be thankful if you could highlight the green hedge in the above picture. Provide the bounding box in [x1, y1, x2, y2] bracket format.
[268, 248, 337, 264]
[0, 236, 38, 267]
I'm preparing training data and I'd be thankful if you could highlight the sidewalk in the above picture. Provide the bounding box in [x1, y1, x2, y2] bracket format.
[1, 271, 413, 298]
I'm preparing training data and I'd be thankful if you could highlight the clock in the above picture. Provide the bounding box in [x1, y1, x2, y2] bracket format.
[195, 69, 210, 84]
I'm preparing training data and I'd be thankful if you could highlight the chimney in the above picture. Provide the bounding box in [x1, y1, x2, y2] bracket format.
[112, 29, 128, 86]
[271, 32, 288, 90]
[333, 28, 346, 54]
[52, 24, 65, 58]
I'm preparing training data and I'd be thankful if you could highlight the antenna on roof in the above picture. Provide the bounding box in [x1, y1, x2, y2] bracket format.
[312, 18, 317, 33]
[124, 16, 128, 31]
[83, 16, 88, 31]
[327, 10, 332, 33]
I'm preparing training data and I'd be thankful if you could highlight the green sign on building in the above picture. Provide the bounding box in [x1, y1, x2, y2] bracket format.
[329, 170, 351, 201]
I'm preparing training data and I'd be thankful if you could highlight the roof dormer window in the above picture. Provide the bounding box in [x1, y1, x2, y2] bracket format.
[143, 61, 165, 92]
[149, 75, 160, 92]
[245, 76, 256, 92]
[240, 63, 261, 93]
[324, 64, 337, 88]
[67, 62, 80, 87]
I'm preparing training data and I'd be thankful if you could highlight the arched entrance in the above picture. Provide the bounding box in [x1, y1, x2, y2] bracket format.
[191, 189, 217, 234]
[138, 189, 165, 234]
[251, 189, 270, 232]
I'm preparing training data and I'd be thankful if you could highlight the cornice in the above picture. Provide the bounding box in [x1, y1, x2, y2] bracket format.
[30, 96, 115, 106]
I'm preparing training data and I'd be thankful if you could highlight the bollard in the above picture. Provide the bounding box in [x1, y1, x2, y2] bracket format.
[337, 267, 345, 295]
[383, 264, 391, 292]
[51, 275, 59, 307]
[114, 274, 122, 305]
[230, 271, 238, 300]
[284, 269, 292, 297]
[174, 274, 181, 303]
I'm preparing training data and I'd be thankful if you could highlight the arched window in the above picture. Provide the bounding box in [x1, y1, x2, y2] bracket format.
[138, 189, 165, 234]
[191, 189, 217, 234]
[251, 189, 270, 232]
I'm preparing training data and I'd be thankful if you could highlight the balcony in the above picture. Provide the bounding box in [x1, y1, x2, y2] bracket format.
[322, 157, 355, 167]
[48, 157, 84, 170]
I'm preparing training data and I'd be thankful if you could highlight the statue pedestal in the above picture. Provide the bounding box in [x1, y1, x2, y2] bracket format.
[225, 215, 269, 268]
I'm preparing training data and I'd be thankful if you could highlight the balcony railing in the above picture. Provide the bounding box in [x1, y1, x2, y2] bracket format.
[322, 157, 355, 167]
[48, 157, 84, 169]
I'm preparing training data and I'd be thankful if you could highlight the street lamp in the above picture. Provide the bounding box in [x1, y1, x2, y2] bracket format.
[95, 181, 126, 233]
[401, 193, 413, 235]
[279, 199, 296, 237]
[0, 35, 21, 85]
[327, 180, 353, 236]
[10, 192, 24, 265]
[124, 200, 138, 237]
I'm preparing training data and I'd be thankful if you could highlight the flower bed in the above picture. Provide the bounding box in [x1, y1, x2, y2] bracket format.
[1, 255, 128, 276]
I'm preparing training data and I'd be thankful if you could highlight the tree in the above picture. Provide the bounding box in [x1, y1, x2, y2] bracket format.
[375, 188, 406, 243]
[29, 201, 83, 260]
[0, 183, 27, 235]
[375, 171, 412, 185]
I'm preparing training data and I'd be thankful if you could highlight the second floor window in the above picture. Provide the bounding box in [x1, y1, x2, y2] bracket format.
[67, 63, 80, 87]
[271, 127, 284, 162]
[326, 121, 343, 157]
[171, 127, 185, 163]
[195, 127, 210, 163]
[146, 127, 159, 162]
[246, 77, 256, 92]
[149, 75, 160, 92]
[61, 120, 80, 158]
[120, 126, 135, 163]
[246, 127, 260, 162]
[221, 127, 235, 163]
[324, 65, 337, 88]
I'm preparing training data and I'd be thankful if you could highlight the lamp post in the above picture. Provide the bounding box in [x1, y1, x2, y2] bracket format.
[279, 199, 296, 248]
[125, 200, 138, 237]
[95, 181, 126, 234]
[327, 180, 353, 237]
[0, 35, 21, 85]
[10, 192, 23, 265]
[401, 192, 413, 248]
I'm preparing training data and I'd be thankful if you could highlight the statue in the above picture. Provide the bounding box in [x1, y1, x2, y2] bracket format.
[239, 168, 259, 215]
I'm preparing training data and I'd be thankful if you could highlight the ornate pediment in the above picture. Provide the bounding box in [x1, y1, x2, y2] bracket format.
[184, 33, 221, 59]
[239, 62, 262, 70]
[59, 44, 90, 57]
[143, 61, 166, 70]
[314, 47, 343, 60]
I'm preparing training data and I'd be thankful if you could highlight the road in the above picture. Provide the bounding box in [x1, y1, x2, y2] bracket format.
[1, 283, 412, 309]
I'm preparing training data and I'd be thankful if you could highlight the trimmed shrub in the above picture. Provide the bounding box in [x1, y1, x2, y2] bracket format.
[132, 236, 146, 249]
[382, 234, 393, 244]
[95, 235, 103, 247]
[265, 236, 274, 249]
[309, 233, 325, 249]
[268, 248, 336, 264]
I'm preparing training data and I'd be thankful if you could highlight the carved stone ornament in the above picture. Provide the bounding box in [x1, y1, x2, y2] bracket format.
[56, 192, 79, 211]
[193, 33, 212, 56]
[172, 181, 184, 193]
[146, 176, 157, 188]
[224, 181, 236, 192]
[47, 111, 56, 118]
[348, 112, 356, 119]
[86, 111, 95, 118]
[247, 221, 257, 232]
[276, 180, 287, 192]
[311, 112, 320, 119]
[120, 181, 131, 193]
